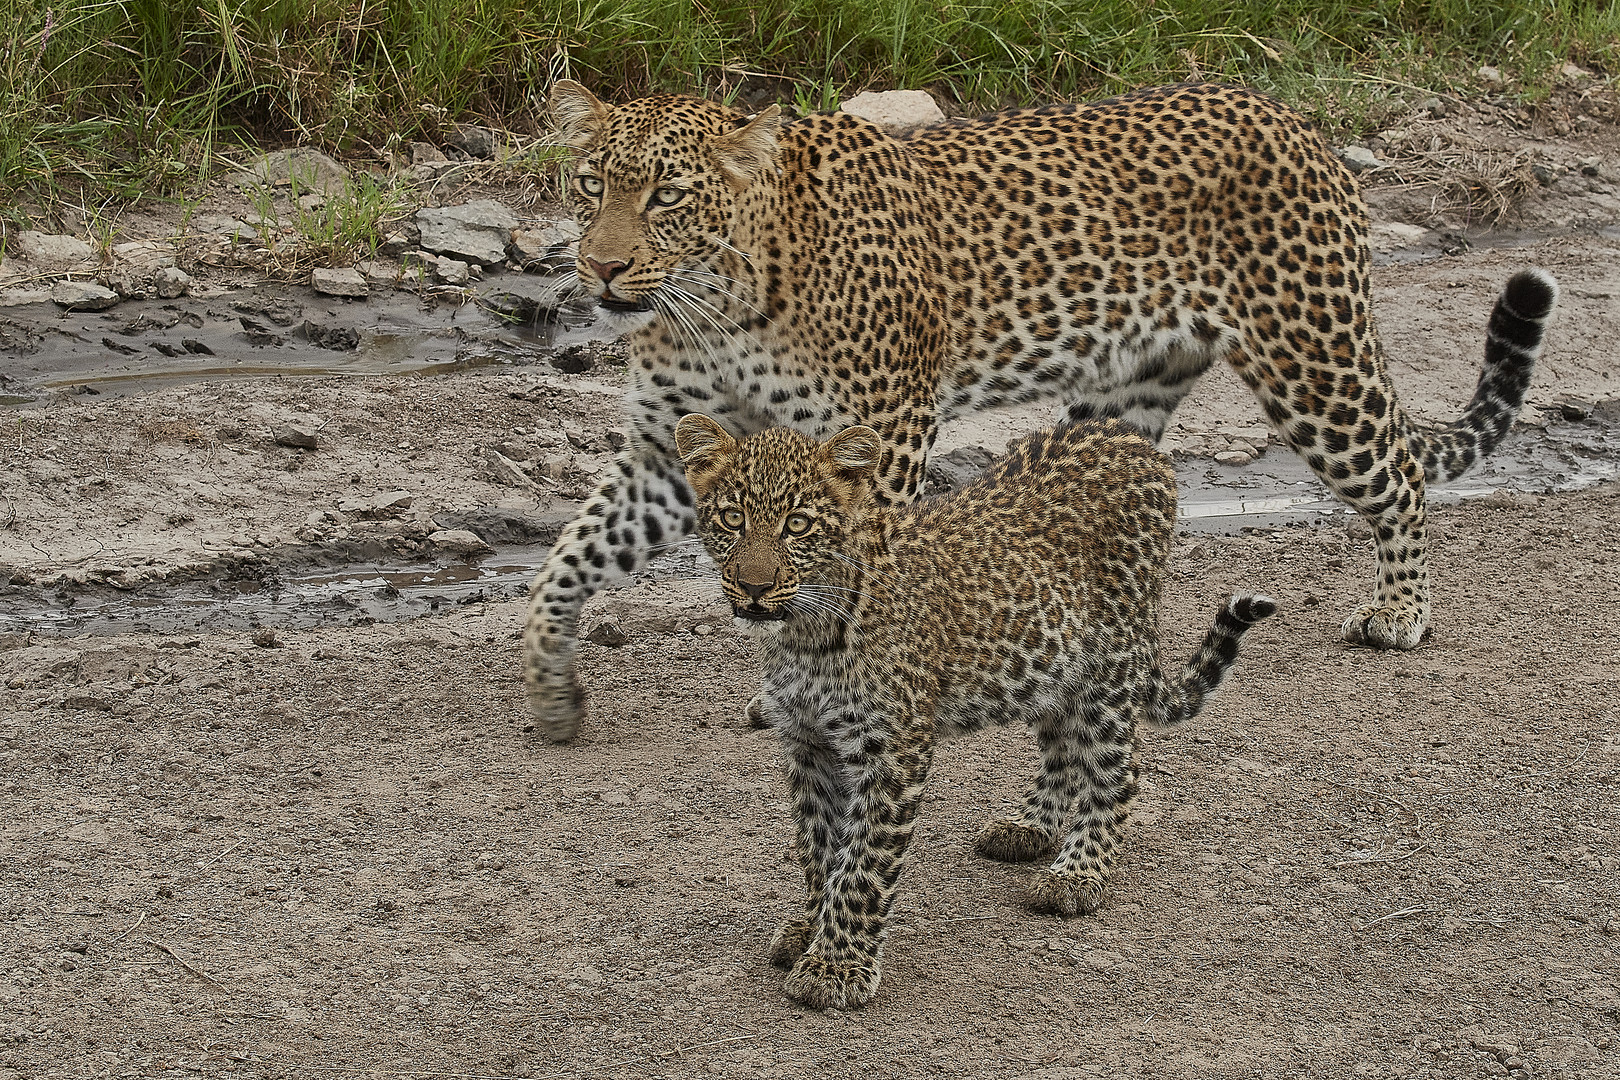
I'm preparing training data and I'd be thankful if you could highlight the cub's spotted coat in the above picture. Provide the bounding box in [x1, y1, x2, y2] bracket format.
[675, 415, 1274, 1010]
[523, 80, 1557, 742]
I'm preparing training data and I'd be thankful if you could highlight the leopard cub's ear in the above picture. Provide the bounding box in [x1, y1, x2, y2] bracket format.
[674, 414, 738, 482]
[824, 425, 882, 480]
[550, 80, 611, 152]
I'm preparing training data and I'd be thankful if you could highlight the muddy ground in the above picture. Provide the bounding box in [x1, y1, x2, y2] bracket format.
[3, 90, 1620, 1079]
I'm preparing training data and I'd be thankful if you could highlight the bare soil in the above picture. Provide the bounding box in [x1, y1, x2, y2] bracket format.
[2, 90, 1620, 1079]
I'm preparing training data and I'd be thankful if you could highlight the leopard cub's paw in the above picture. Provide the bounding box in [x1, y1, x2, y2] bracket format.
[974, 819, 1057, 863]
[744, 692, 773, 729]
[1340, 605, 1426, 651]
[1025, 868, 1108, 917]
[784, 953, 881, 1011]
[767, 920, 816, 968]
[526, 674, 586, 744]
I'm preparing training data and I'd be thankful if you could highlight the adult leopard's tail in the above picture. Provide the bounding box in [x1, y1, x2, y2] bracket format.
[1147, 594, 1276, 730]
[1405, 268, 1559, 484]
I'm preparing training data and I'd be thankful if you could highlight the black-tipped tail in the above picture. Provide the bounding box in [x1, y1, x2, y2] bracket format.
[1407, 268, 1558, 484]
[1148, 593, 1276, 729]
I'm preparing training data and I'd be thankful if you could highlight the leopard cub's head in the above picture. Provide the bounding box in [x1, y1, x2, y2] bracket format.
[549, 81, 781, 330]
[674, 416, 881, 629]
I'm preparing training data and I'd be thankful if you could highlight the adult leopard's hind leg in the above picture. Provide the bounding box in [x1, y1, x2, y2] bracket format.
[1239, 343, 1433, 650]
[1024, 673, 1141, 917]
[522, 441, 697, 742]
[1062, 343, 1214, 441]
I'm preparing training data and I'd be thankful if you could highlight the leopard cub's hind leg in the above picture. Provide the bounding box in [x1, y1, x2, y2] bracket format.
[975, 712, 1080, 863]
[1023, 691, 1140, 917]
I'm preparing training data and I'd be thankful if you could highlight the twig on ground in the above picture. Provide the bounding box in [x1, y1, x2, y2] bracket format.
[1334, 843, 1429, 868]
[111, 912, 146, 942]
[1357, 905, 1429, 930]
[148, 937, 225, 987]
[199, 836, 246, 870]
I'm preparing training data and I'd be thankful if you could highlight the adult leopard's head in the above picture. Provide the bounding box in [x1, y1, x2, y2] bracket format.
[549, 81, 781, 330]
[674, 415, 881, 629]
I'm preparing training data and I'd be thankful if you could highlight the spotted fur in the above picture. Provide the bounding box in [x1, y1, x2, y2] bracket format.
[674, 414, 1273, 1009]
[522, 80, 1557, 742]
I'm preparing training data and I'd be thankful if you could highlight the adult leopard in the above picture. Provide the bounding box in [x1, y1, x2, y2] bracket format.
[523, 79, 1557, 743]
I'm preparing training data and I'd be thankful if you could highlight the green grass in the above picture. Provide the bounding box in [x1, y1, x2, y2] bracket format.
[1, 0, 1617, 224]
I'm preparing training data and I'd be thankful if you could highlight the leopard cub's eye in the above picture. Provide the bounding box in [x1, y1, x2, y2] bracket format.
[651, 185, 685, 207]
[576, 174, 604, 197]
[783, 513, 812, 536]
[720, 508, 745, 529]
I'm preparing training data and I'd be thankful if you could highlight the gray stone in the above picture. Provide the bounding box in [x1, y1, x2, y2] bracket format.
[154, 266, 190, 299]
[448, 124, 497, 159]
[1478, 65, 1505, 87]
[586, 619, 628, 648]
[337, 490, 413, 517]
[50, 280, 120, 311]
[410, 142, 447, 165]
[18, 231, 94, 268]
[426, 529, 493, 555]
[112, 240, 176, 268]
[1531, 162, 1558, 186]
[433, 257, 470, 286]
[416, 200, 519, 265]
[1338, 145, 1384, 173]
[272, 423, 319, 450]
[310, 267, 369, 299]
[840, 90, 945, 135]
[509, 220, 580, 271]
[378, 229, 416, 256]
[1214, 450, 1255, 467]
[193, 213, 257, 240]
[234, 148, 349, 194]
[355, 260, 399, 287]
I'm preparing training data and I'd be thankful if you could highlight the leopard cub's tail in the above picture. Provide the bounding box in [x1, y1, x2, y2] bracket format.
[1147, 594, 1276, 730]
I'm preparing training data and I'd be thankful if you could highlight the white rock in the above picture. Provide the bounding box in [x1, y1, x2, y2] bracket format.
[1478, 65, 1505, 87]
[1338, 145, 1384, 174]
[416, 200, 518, 265]
[18, 231, 94, 268]
[154, 266, 191, 299]
[111, 240, 176, 268]
[50, 280, 120, 311]
[433, 257, 470, 286]
[233, 148, 349, 194]
[1369, 221, 1430, 254]
[427, 529, 493, 555]
[840, 90, 945, 134]
[310, 267, 369, 299]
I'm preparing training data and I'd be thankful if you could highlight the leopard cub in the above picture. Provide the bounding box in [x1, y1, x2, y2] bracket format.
[675, 414, 1275, 1010]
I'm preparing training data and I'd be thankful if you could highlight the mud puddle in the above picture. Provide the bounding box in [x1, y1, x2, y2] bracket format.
[10, 401, 1616, 639]
[0, 272, 600, 399]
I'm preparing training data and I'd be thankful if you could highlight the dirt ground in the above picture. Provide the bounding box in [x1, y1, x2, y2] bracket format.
[3, 88, 1620, 1079]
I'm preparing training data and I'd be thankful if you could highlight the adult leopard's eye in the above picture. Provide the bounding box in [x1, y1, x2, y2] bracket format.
[784, 513, 812, 536]
[576, 174, 604, 197]
[721, 508, 745, 530]
[651, 185, 684, 207]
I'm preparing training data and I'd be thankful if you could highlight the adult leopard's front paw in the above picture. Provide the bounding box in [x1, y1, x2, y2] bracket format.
[767, 920, 815, 967]
[783, 953, 881, 1011]
[1025, 868, 1108, 917]
[1340, 605, 1426, 651]
[975, 819, 1057, 863]
[525, 671, 586, 744]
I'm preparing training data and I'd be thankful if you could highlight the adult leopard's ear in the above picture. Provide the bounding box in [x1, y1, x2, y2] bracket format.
[673, 415, 738, 484]
[550, 80, 610, 151]
[711, 105, 782, 189]
[824, 426, 882, 480]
